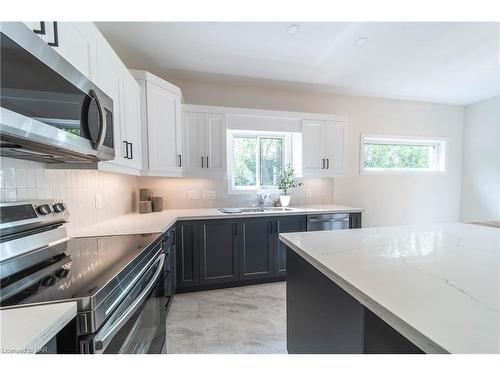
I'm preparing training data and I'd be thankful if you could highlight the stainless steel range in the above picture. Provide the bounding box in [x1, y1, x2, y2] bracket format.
[0, 200, 172, 353]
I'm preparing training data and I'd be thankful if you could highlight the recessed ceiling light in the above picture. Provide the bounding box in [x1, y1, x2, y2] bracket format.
[287, 24, 300, 36]
[354, 37, 368, 47]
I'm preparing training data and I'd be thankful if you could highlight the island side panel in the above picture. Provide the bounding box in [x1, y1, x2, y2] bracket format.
[286, 247, 364, 354]
[363, 309, 423, 354]
[286, 246, 425, 354]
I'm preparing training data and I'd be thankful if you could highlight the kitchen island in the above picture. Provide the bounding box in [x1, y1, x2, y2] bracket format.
[280, 223, 500, 354]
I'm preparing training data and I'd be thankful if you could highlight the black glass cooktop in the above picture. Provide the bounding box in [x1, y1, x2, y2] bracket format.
[0, 232, 162, 309]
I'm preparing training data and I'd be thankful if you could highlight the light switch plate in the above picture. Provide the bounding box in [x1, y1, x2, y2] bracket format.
[187, 190, 199, 200]
[95, 194, 103, 209]
[203, 191, 216, 200]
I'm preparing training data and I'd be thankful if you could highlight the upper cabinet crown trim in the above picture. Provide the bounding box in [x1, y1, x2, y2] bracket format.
[181, 104, 348, 123]
[129, 69, 183, 97]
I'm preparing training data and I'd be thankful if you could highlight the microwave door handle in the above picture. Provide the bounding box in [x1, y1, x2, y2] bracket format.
[92, 253, 165, 354]
[89, 90, 107, 151]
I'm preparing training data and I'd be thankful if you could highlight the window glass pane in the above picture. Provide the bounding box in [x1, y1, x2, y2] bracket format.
[363, 143, 433, 169]
[234, 136, 257, 186]
[260, 137, 283, 186]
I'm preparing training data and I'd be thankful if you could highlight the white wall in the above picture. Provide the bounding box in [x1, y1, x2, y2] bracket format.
[166, 76, 465, 227]
[0, 157, 138, 234]
[460, 96, 500, 222]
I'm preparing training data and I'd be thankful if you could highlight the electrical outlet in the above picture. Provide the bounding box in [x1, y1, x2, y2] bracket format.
[187, 190, 199, 200]
[95, 194, 102, 209]
[203, 191, 216, 200]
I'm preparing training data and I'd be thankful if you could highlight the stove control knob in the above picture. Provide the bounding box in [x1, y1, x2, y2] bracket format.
[53, 203, 65, 213]
[40, 275, 56, 286]
[37, 204, 52, 215]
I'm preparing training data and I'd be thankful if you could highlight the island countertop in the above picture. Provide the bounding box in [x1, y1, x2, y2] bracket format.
[279, 223, 500, 354]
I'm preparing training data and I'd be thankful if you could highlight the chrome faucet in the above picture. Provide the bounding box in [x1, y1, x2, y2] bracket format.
[257, 193, 268, 208]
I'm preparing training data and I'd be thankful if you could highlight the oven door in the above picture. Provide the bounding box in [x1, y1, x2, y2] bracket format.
[81, 252, 168, 354]
[0, 22, 114, 163]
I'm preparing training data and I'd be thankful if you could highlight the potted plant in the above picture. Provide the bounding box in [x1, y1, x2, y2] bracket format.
[277, 164, 303, 207]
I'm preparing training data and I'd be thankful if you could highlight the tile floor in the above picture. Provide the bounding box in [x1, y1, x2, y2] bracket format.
[165, 282, 287, 354]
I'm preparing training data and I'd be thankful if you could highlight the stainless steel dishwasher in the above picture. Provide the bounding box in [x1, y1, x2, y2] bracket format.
[306, 213, 350, 231]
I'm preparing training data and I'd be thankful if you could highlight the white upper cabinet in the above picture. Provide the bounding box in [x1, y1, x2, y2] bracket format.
[93, 31, 142, 174]
[182, 112, 205, 170]
[182, 112, 227, 175]
[120, 71, 142, 170]
[24, 22, 97, 83]
[302, 119, 345, 176]
[302, 120, 325, 171]
[204, 114, 226, 171]
[23, 21, 143, 175]
[323, 121, 344, 172]
[131, 70, 183, 176]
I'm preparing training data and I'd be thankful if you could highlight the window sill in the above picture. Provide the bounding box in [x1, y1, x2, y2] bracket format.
[227, 187, 281, 195]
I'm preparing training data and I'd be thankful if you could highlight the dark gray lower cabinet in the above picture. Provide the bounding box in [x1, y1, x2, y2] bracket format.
[199, 220, 239, 285]
[349, 212, 362, 229]
[176, 221, 200, 288]
[176, 213, 360, 292]
[239, 218, 274, 280]
[273, 216, 307, 277]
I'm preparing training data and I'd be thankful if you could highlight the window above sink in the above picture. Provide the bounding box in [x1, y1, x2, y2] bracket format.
[226, 129, 295, 194]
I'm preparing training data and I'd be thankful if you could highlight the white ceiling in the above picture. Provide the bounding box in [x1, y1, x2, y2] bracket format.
[96, 22, 500, 105]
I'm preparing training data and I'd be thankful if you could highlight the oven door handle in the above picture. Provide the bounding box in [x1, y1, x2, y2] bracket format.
[92, 253, 165, 354]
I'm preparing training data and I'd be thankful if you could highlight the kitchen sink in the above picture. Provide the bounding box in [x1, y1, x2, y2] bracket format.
[262, 207, 295, 212]
[218, 207, 296, 214]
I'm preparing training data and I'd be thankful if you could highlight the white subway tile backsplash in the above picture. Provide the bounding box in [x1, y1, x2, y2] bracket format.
[1, 157, 334, 234]
[17, 188, 28, 201]
[137, 175, 334, 209]
[1, 157, 138, 235]
[15, 168, 27, 188]
[5, 189, 17, 202]
[26, 167, 36, 188]
[35, 168, 45, 187]
[4, 167, 16, 188]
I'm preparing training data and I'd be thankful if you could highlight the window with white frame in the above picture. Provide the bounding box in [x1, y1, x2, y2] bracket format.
[227, 130, 291, 193]
[360, 134, 446, 173]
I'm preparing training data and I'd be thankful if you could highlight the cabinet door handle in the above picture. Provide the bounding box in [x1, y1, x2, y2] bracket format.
[201, 156, 204, 168]
[206, 156, 209, 168]
[276, 221, 280, 233]
[128, 142, 133, 160]
[33, 21, 46, 35]
[177, 154, 182, 167]
[321, 159, 325, 169]
[123, 141, 128, 159]
[326, 158, 329, 169]
[47, 21, 59, 47]
[268, 222, 273, 234]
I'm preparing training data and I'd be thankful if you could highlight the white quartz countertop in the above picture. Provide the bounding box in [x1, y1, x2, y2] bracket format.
[0, 302, 77, 354]
[72, 204, 363, 237]
[280, 223, 500, 354]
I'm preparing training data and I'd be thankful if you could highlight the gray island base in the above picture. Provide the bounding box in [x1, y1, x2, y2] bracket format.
[286, 247, 424, 354]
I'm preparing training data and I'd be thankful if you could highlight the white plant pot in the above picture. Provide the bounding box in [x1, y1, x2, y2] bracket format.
[280, 195, 291, 207]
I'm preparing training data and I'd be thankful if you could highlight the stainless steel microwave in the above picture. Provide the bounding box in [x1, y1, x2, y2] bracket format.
[0, 22, 115, 164]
